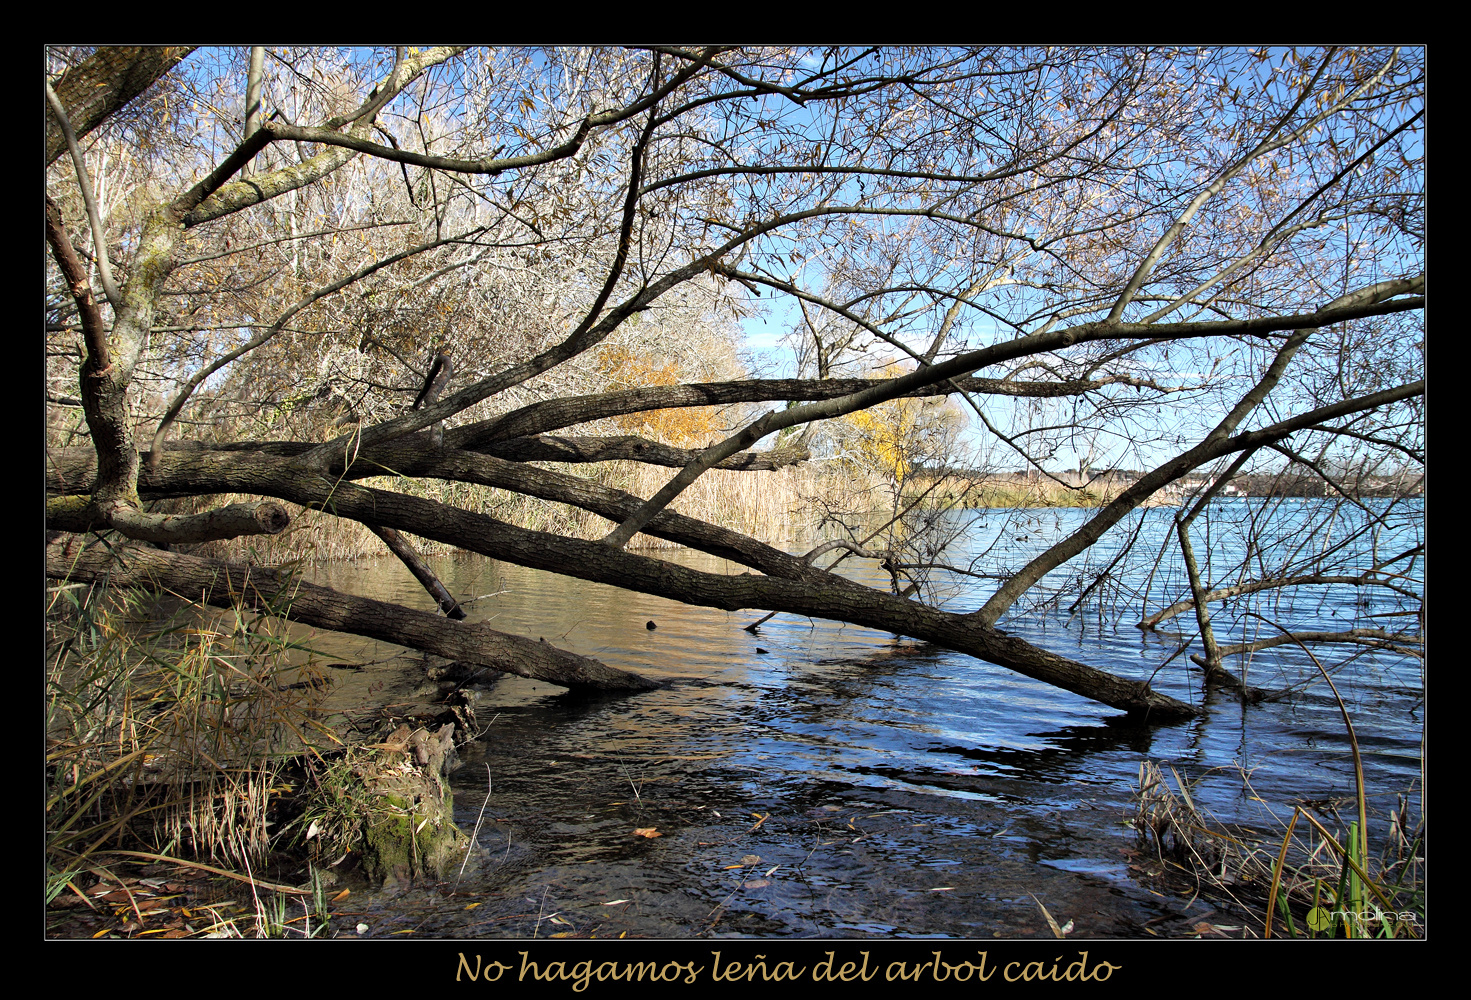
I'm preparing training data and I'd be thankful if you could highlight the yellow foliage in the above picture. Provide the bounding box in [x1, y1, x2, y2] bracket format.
[841, 365, 962, 486]
[847, 406, 910, 482]
[596, 344, 723, 447]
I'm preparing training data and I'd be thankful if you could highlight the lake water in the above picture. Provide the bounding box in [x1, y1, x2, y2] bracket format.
[305, 498, 1424, 938]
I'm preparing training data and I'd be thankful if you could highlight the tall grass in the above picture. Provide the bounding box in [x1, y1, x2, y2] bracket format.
[910, 474, 1132, 509]
[1134, 745, 1423, 938]
[1260, 644, 1425, 938]
[45, 574, 332, 909]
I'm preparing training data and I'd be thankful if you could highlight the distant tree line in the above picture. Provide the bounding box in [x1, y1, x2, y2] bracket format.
[911, 466, 1421, 500]
[1226, 472, 1422, 498]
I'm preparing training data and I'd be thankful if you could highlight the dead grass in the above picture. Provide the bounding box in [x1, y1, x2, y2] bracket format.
[45, 573, 338, 934]
[1132, 761, 1424, 938]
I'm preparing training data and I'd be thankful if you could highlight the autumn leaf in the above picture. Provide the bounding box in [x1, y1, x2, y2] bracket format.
[632, 827, 662, 838]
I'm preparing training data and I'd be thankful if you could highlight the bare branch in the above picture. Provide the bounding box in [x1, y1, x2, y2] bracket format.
[45, 80, 121, 308]
[147, 229, 482, 461]
[1193, 629, 1422, 664]
[44, 45, 195, 166]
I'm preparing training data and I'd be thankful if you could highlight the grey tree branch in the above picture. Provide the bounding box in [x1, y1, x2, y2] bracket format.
[369, 525, 466, 619]
[255, 46, 716, 178]
[1138, 550, 1424, 631]
[974, 374, 1423, 625]
[603, 293, 1423, 552]
[44, 80, 120, 308]
[456, 373, 1179, 448]
[1108, 48, 1399, 322]
[182, 46, 464, 227]
[1192, 629, 1422, 664]
[243, 46, 265, 142]
[148, 229, 481, 463]
[45, 496, 289, 544]
[129, 454, 1199, 715]
[45, 537, 656, 692]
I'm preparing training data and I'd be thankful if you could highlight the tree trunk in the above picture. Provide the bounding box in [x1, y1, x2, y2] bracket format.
[44, 535, 659, 692]
[46, 448, 1197, 717]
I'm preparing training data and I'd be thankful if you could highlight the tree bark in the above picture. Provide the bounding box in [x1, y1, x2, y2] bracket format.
[45, 46, 196, 167]
[479, 434, 810, 471]
[47, 448, 1196, 717]
[46, 496, 289, 544]
[44, 535, 658, 692]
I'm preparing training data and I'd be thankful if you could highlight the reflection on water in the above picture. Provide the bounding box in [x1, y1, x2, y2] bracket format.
[302, 501, 1423, 938]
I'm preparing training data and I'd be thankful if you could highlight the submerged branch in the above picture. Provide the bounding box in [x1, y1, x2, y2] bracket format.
[1138, 566, 1423, 630]
[1193, 628, 1423, 663]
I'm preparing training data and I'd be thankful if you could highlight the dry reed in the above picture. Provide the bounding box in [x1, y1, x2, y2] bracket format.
[46, 578, 331, 897]
[1133, 761, 1423, 938]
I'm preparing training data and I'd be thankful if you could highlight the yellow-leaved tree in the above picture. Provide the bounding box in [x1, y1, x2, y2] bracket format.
[596, 342, 727, 447]
[840, 365, 965, 490]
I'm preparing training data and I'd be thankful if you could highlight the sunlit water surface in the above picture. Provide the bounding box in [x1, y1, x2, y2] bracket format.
[302, 500, 1423, 938]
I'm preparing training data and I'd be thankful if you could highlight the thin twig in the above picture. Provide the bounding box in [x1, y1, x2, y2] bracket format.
[456, 763, 493, 885]
[44, 80, 120, 307]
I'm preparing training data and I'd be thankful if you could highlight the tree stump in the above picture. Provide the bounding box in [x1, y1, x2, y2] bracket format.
[348, 723, 468, 884]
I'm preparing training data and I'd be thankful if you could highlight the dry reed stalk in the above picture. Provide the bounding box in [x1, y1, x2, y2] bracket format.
[47, 583, 328, 890]
[1134, 760, 1423, 938]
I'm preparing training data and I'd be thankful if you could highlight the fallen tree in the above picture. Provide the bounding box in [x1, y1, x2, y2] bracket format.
[47, 447, 1194, 714]
[45, 46, 1423, 720]
[45, 533, 658, 692]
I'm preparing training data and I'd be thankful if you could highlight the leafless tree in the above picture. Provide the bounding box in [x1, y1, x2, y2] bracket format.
[46, 46, 1424, 716]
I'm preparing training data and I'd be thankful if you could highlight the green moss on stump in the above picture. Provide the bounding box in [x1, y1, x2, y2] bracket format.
[311, 723, 468, 884]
